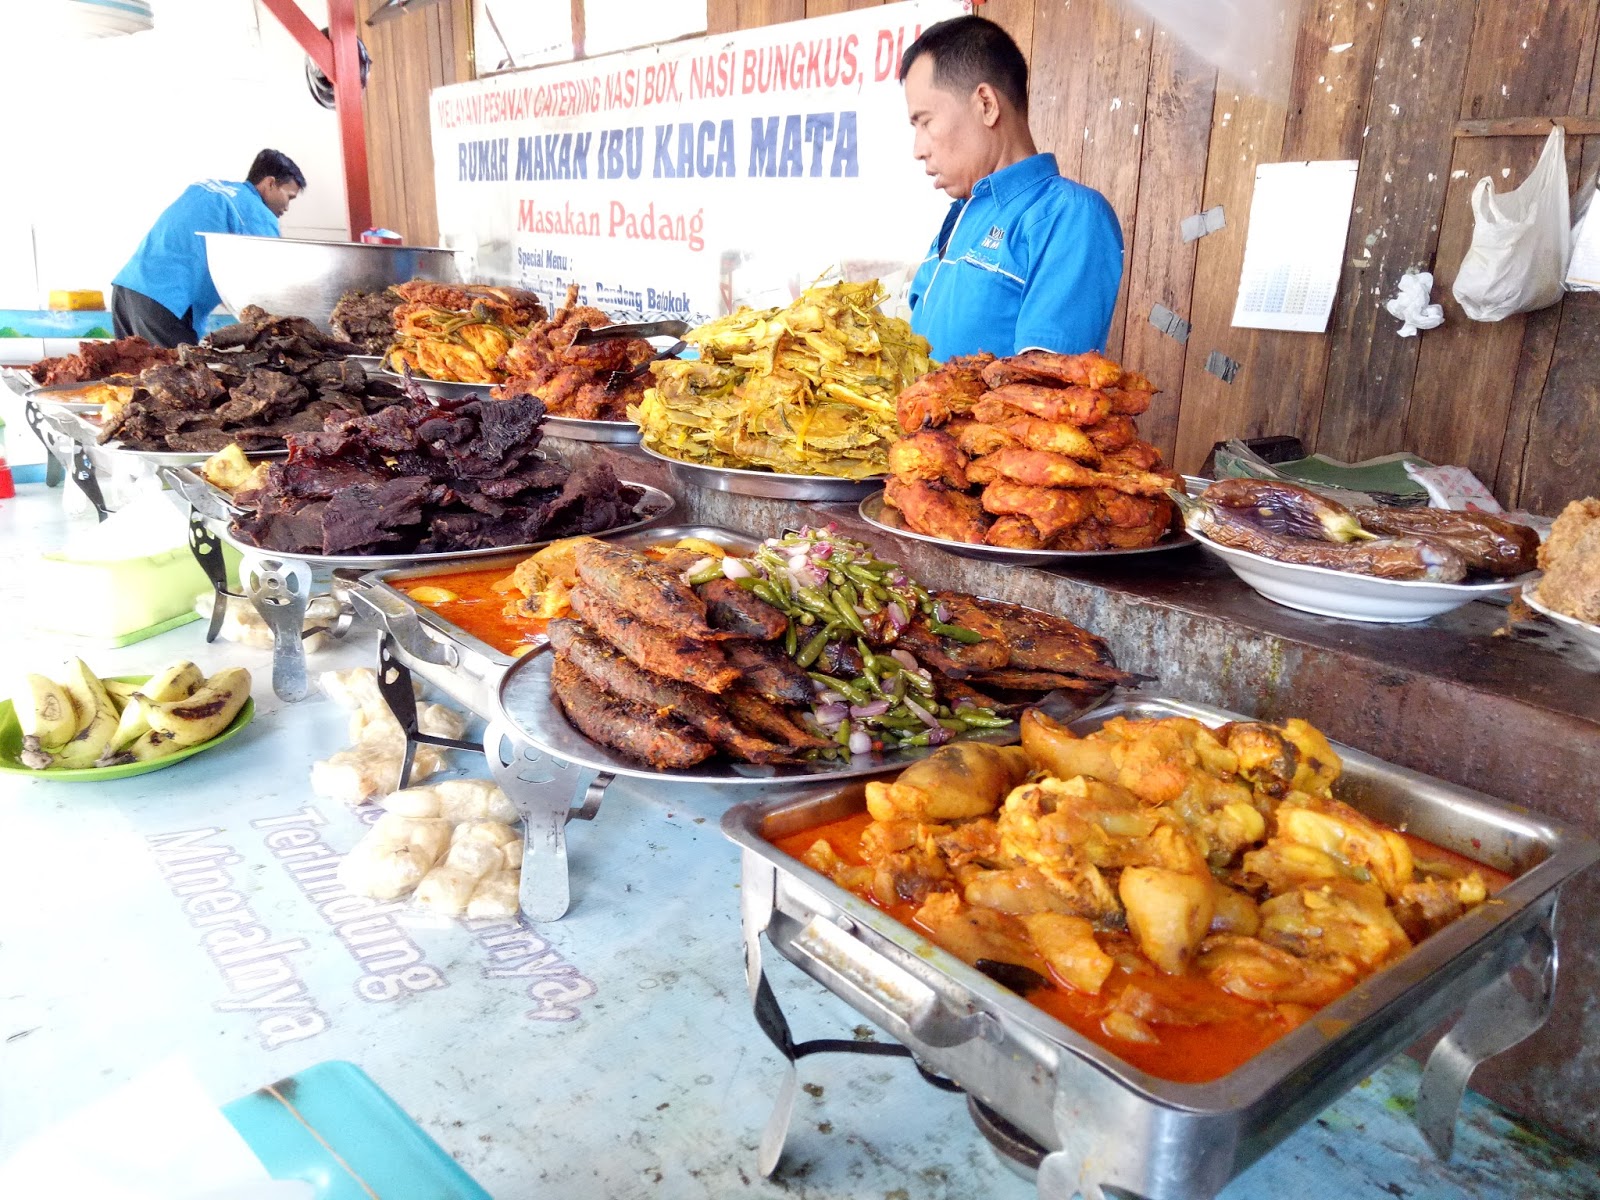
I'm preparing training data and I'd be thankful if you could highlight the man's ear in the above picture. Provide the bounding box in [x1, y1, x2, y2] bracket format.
[973, 82, 1003, 128]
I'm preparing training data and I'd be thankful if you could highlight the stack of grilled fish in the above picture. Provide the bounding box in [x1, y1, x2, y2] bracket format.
[548, 541, 831, 768]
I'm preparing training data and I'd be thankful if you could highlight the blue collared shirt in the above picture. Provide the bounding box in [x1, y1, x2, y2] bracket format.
[907, 154, 1123, 360]
[113, 180, 280, 322]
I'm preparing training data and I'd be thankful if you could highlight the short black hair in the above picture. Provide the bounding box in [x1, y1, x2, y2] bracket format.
[247, 149, 306, 189]
[899, 16, 1029, 113]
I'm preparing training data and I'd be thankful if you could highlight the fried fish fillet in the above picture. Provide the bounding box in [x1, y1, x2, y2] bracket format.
[549, 620, 790, 762]
[551, 654, 713, 767]
[895, 352, 995, 433]
[980, 482, 1095, 541]
[568, 587, 740, 693]
[574, 540, 721, 641]
[977, 386, 1111, 429]
[982, 350, 1123, 391]
[722, 688, 834, 751]
[697, 578, 787, 640]
[968, 448, 1177, 499]
[884, 478, 991, 544]
[722, 639, 815, 706]
[888, 429, 970, 489]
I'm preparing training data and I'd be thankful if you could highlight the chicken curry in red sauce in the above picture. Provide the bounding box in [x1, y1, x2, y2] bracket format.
[772, 713, 1509, 1084]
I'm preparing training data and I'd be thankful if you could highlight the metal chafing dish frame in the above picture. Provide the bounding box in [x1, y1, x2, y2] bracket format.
[330, 524, 762, 920]
[722, 695, 1599, 1200]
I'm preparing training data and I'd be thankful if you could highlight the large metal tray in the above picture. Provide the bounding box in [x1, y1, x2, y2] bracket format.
[639, 443, 885, 501]
[374, 368, 643, 443]
[722, 695, 1599, 1200]
[859, 490, 1197, 568]
[33, 405, 288, 466]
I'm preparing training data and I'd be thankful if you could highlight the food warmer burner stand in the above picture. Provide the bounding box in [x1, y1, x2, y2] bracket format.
[372, 636, 612, 924]
[24, 399, 104, 518]
[740, 887, 1558, 1200]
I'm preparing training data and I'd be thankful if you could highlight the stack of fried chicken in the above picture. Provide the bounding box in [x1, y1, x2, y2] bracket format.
[548, 540, 831, 768]
[493, 284, 656, 421]
[385, 281, 547, 384]
[885, 350, 1181, 551]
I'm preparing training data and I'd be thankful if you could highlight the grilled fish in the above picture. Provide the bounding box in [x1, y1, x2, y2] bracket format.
[551, 654, 713, 767]
[550, 620, 791, 763]
[721, 688, 833, 751]
[697, 578, 787, 639]
[574, 540, 722, 641]
[723, 639, 815, 706]
[568, 587, 741, 693]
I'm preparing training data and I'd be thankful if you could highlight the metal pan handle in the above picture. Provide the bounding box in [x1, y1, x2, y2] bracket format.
[346, 587, 458, 668]
[793, 914, 984, 1049]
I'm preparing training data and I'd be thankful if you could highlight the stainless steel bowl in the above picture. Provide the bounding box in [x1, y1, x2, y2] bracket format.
[201, 233, 462, 331]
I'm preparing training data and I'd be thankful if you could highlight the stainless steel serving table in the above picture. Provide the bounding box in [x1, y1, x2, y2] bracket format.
[2, 483, 1597, 1199]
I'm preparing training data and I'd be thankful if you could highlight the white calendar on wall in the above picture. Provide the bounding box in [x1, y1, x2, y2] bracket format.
[1231, 160, 1359, 333]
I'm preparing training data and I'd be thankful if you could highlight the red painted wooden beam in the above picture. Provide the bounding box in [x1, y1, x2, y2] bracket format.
[329, 0, 372, 236]
[256, 0, 371, 238]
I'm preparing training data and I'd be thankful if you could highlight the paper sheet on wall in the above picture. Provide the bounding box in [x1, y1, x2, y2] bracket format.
[1231, 160, 1359, 332]
[1564, 184, 1600, 290]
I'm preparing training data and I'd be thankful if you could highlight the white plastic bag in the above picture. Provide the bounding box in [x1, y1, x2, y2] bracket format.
[1452, 125, 1571, 320]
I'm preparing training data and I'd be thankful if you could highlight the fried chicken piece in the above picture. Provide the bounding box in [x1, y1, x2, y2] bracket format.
[1084, 415, 1138, 453]
[1535, 498, 1600, 622]
[969, 403, 1101, 464]
[567, 587, 740, 693]
[888, 428, 969, 489]
[968, 448, 1178, 499]
[884, 478, 991, 544]
[549, 620, 790, 763]
[953, 421, 1019, 458]
[1101, 440, 1165, 473]
[550, 654, 713, 768]
[985, 515, 1045, 549]
[982, 350, 1123, 390]
[1104, 386, 1155, 416]
[981, 482, 1094, 541]
[976, 386, 1111, 429]
[894, 353, 995, 433]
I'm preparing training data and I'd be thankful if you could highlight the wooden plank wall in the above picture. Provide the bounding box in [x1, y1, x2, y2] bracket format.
[360, 0, 475, 245]
[713, 0, 1599, 513]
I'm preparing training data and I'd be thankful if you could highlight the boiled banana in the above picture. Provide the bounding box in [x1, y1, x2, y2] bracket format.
[14, 673, 79, 758]
[109, 660, 206, 751]
[142, 667, 251, 747]
[51, 658, 121, 769]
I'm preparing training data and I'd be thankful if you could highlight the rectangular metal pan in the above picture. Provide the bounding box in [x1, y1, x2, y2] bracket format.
[333, 524, 761, 720]
[723, 695, 1599, 1200]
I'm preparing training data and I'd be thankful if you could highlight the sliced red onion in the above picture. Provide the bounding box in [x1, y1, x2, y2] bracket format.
[814, 702, 849, 725]
[855, 605, 871, 618]
[817, 689, 846, 704]
[815, 542, 833, 558]
[889, 648, 918, 670]
[681, 557, 716, 585]
[934, 600, 951, 623]
[788, 553, 809, 573]
[849, 700, 890, 718]
[886, 602, 908, 632]
[848, 729, 873, 755]
[928, 726, 952, 746]
[953, 697, 976, 711]
[795, 564, 827, 590]
[904, 697, 940, 729]
[722, 557, 752, 580]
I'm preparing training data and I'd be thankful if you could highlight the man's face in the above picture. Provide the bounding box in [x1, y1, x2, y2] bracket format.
[258, 177, 301, 217]
[904, 54, 996, 201]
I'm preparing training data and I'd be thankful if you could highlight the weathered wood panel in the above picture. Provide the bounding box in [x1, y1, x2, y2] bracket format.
[1118, 29, 1216, 461]
[707, 0, 806, 36]
[1024, 0, 1092, 172]
[1405, 1, 1596, 487]
[1316, 0, 1475, 462]
[1242, 0, 1385, 453]
[1170, 85, 1289, 472]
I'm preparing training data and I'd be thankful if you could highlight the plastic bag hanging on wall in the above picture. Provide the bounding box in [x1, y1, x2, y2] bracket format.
[1451, 125, 1571, 321]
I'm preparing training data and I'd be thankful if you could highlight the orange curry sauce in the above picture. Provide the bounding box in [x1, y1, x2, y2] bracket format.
[772, 812, 1511, 1084]
[397, 567, 547, 654]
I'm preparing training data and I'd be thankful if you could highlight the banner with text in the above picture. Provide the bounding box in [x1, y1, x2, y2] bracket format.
[430, 0, 966, 326]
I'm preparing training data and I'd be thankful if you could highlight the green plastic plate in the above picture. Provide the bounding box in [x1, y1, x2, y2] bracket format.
[0, 675, 255, 782]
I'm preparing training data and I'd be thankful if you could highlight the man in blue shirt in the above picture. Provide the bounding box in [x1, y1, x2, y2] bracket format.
[112, 149, 306, 347]
[900, 18, 1123, 361]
